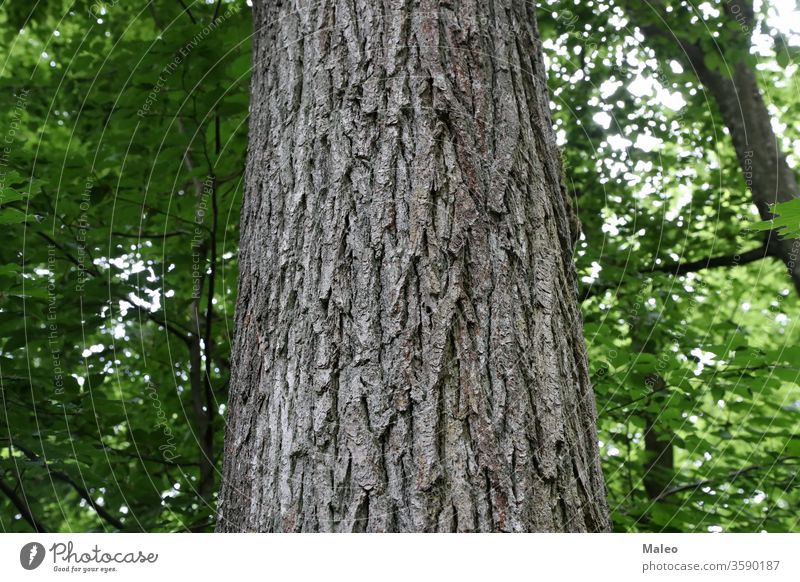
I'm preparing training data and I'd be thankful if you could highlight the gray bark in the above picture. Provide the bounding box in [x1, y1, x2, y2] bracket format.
[217, 0, 610, 532]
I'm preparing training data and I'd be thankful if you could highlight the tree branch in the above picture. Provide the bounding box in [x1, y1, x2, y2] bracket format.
[147, 312, 193, 346]
[38, 230, 194, 345]
[177, 0, 197, 24]
[581, 244, 773, 301]
[0, 474, 48, 532]
[12, 443, 125, 530]
[100, 445, 198, 467]
[652, 243, 773, 276]
[654, 456, 800, 502]
[110, 230, 190, 239]
[51, 471, 125, 530]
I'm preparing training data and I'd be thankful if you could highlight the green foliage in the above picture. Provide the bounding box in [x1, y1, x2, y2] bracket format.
[540, 0, 800, 532]
[1, 0, 798, 533]
[0, 0, 249, 532]
[752, 199, 800, 239]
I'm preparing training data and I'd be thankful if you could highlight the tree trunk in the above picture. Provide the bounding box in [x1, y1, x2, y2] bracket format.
[693, 58, 800, 293]
[640, 0, 800, 293]
[629, 4, 800, 524]
[217, 0, 609, 532]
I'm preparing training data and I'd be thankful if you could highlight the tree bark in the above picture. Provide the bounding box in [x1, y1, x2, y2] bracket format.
[217, 0, 609, 532]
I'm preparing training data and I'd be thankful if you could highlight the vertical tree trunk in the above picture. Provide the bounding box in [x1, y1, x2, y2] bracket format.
[217, 0, 609, 532]
[641, 376, 674, 502]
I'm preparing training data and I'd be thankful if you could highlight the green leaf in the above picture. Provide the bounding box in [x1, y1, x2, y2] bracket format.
[750, 198, 800, 238]
[0, 207, 31, 224]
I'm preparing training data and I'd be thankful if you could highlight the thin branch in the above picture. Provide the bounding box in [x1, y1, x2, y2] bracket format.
[652, 244, 773, 276]
[50, 471, 125, 530]
[177, 0, 197, 24]
[115, 195, 211, 232]
[38, 231, 194, 344]
[37, 231, 100, 277]
[0, 474, 48, 532]
[12, 443, 125, 530]
[581, 244, 773, 301]
[655, 456, 800, 501]
[110, 230, 190, 239]
[603, 382, 669, 413]
[99, 445, 198, 467]
[147, 312, 193, 346]
[200, 177, 219, 486]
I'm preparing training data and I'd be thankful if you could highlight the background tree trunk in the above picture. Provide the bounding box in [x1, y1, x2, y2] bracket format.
[627, 2, 800, 526]
[692, 58, 800, 293]
[637, 0, 800, 292]
[217, 0, 610, 532]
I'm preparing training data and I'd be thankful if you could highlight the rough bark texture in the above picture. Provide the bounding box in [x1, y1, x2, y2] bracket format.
[217, 0, 610, 532]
